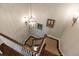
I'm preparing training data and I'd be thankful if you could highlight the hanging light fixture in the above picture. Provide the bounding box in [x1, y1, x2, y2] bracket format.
[25, 3, 32, 23]
[23, 3, 36, 24]
[28, 3, 32, 23]
[72, 11, 79, 26]
[22, 3, 32, 23]
[28, 3, 37, 24]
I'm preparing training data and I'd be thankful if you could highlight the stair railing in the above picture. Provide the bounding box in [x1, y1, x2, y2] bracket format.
[0, 33, 46, 56]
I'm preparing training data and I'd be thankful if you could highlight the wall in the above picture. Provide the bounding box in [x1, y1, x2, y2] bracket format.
[60, 19, 79, 56]
[0, 3, 76, 44]
[29, 3, 71, 38]
[0, 4, 30, 44]
[60, 4, 79, 56]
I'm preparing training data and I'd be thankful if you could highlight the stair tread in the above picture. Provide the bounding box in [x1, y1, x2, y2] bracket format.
[45, 47, 60, 55]
[45, 37, 60, 56]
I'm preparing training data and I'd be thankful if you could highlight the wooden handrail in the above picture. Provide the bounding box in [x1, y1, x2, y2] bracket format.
[36, 34, 46, 55]
[0, 33, 36, 55]
[0, 33, 23, 46]
[0, 33, 48, 56]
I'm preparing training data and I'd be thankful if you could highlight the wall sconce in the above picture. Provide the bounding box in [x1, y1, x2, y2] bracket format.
[72, 17, 78, 26]
[72, 12, 79, 26]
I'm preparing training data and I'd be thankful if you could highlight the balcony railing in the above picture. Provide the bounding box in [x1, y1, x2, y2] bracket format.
[0, 33, 46, 56]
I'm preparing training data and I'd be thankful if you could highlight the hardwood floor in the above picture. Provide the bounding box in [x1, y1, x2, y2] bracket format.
[40, 49, 58, 56]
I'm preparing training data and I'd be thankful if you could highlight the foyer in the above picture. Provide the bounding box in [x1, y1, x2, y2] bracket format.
[0, 3, 79, 56]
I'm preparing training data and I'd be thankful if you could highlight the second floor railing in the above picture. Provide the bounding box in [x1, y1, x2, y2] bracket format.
[0, 33, 46, 56]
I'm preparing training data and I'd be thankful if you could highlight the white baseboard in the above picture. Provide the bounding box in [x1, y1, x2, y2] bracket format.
[59, 48, 64, 56]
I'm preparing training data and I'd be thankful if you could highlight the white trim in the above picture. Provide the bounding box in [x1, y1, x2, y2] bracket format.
[59, 48, 64, 56]
[47, 34, 60, 40]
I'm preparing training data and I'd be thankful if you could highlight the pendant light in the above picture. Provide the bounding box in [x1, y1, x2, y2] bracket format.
[24, 3, 36, 24]
[28, 3, 32, 23]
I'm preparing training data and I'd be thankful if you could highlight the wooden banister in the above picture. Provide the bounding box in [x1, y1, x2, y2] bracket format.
[0, 33, 23, 46]
[0, 33, 47, 56]
[36, 34, 46, 55]
[0, 33, 37, 56]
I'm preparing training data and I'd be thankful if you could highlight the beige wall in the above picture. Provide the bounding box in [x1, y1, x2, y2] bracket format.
[60, 4, 79, 56]
[0, 4, 30, 44]
[60, 19, 79, 55]
[0, 3, 73, 44]
[29, 3, 71, 38]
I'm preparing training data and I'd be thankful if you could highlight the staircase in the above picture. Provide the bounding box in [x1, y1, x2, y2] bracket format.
[24, 35, 62, 56]
[40, 36, 61, 56]
[0, 33, 46, 56]
[24, 36, 46, 56]
[0, 33, 62, 56]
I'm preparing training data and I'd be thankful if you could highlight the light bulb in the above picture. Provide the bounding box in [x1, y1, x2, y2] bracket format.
[22, 16, 29, 23]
